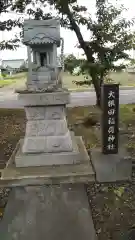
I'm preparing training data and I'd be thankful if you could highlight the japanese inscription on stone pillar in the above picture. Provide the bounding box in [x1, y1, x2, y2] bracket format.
[101, 84, 119, 154]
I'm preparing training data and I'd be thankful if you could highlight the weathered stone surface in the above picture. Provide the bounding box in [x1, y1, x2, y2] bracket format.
[16, 136, 80, 167]
[19, 91, 69, 106]
[25, 107, 45, 120]
[22, 132, 73, 153]
[21, 91, 72, 156]
[23, 102, 71, 155]
[23, 19, 60, 46]
[23, 136, 46, 153]
[45, 106, 65, 120]
[12, 19, 90, 180]
[2, 137, 95, 185]
[25, 119, 68, 137]
[0, 185, 97, 240]
[25, 106, 65, 120]
[91, 147, 132, 182]
[46, 133, 73, 152]
[23, 19, 61, 90]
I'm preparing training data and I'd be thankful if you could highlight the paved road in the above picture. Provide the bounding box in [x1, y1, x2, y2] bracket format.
[0, 89, 135, 108]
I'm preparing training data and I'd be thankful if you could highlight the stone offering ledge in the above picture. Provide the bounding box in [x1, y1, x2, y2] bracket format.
[1, 136, 95, 186]
[15, 88, 68, 94]
[17, 91, 70, 106]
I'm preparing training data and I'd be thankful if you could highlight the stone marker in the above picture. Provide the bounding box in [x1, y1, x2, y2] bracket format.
[91, 147, 132, 182]
[101, 84, 119, 154]
[91, 83, 132, 182]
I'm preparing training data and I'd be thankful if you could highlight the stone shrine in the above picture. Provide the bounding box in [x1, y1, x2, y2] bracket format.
[1, 18, 94, 184]
[14, 19, 80, 167]
[0, 18, 96, 240]
[24, 19, 60, 90]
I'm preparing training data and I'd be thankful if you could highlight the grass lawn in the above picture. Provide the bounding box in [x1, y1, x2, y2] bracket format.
[2, 72, 27, 80]
[1, 71, 135, 90]
[109, 71, 135, 86]
[0, 105, 135, 239]
[62, 71, 135, 90]
[0, 79, 18, 88]
[0, 72, 27, 88]
[62, 72, 91, 91]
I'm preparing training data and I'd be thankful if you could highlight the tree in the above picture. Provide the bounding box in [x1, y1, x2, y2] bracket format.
[64, 54, 76, 74]
[0, 0, 23, 50]
[2, 0, 135, 106]
[45, 0, 134, 106]
[64, 54, 82, 74]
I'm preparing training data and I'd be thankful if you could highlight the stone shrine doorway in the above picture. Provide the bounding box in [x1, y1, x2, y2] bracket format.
[40, 52, 47, 67]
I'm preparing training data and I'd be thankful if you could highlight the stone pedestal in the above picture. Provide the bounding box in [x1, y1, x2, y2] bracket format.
[15, 90, 82, 167]
[91, 147, 132, 182]
[1, 89, 95, 185]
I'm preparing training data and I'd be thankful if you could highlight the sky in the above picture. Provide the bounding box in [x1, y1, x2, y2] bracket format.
[0, 0, 135, 60]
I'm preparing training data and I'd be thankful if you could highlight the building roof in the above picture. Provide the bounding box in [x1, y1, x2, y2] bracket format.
[1, 59, 25, 69]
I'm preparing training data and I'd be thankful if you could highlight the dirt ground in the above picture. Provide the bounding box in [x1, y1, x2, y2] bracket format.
[0, 106, 135, 239]
[87, 183, 135, 239]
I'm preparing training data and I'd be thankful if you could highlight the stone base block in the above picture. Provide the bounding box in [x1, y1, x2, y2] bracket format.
[22, 131, 73, 153]
[18, 91, 69, 106]
[90, 147, 132, 183]
[0, 137, 95, 187]
[25, 106, 65, 120]
[25, 119, 68, 137]
[15, 135, 81, 167]
[0, 185, 97, 240]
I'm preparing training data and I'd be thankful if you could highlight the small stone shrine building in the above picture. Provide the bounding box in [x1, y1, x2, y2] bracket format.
[1, 18, 94, 185]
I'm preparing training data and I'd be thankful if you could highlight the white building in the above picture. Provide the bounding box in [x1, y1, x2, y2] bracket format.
[1, 59, 25, 71]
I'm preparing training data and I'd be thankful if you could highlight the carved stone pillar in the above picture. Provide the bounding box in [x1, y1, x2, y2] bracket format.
[27, 46, 32, 85]
[53, 44, 57, 66]
[15, 91, 81, 167]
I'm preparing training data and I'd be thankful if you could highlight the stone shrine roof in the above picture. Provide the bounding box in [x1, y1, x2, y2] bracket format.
[23, 19, 60, 47]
